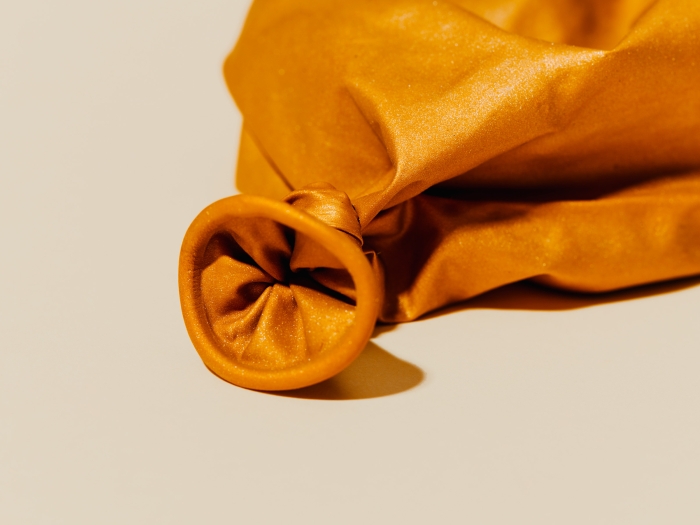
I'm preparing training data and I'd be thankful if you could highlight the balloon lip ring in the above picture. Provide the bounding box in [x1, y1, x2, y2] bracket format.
[178, 194, 380, 391]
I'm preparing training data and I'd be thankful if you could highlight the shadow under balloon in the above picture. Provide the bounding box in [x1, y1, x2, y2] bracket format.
[420, 274, 700, 318]
[270, 341, 424, 401]
[266, 275, 700, 401]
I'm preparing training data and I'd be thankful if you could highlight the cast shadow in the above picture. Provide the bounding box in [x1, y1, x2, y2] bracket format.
[366, 275, 700, 338]
[271, 341, 424, 401]
[422, 274, 700, 318]
[266, 275, 699, 401]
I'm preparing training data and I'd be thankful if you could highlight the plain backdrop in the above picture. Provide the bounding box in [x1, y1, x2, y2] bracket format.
[1, 1, 699, 523]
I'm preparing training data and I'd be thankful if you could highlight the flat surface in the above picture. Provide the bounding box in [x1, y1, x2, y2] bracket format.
[2, 1, 699, 523]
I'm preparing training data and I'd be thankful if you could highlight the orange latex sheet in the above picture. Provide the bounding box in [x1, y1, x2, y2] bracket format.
[179, 0, 700, 390]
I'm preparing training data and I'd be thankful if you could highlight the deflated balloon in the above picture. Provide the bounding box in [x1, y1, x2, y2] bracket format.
[180, 0, 700, 390]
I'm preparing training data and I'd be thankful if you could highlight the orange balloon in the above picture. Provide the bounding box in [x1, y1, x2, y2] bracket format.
[180, 0, 700, 390]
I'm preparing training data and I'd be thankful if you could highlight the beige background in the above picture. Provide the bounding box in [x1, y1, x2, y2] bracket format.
[2, 1, 699, 523]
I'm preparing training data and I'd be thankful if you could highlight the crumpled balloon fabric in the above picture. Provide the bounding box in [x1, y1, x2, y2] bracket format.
[179, 0, 700, 391]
